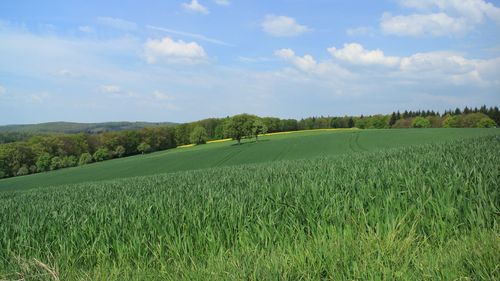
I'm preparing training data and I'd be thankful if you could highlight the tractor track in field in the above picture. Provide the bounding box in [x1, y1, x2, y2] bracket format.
[213, 147, 244, 167]
[273, 141, 297, 161]
[349, 132, 367, 152]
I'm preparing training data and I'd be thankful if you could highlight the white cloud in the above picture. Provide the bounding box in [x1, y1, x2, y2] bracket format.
[214, 0, 230, 5]
[274, 49, 352, 78]
[328, 43, 401, 67]
[277, 43, 500, 88]
[100, 85, 121, 94]
[261, 15, 311, 37]
[79, 26, 93, 33]
[147, 25, 232, 46]
[400, 0, 500, 24]
[381, 12, 468, 37]
[381, 0, 500, 37]
[143, 37, 207, 64]
[182, 0, 209, 14]
[275, 49, 317, 72]
[97, 17, 138, 31]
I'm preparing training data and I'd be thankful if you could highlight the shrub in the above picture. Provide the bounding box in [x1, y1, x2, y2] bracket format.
[477, 117, 497, 128]
[78, 153, 93, 166]
[16, 165, 29, 176]
[61, 156, 77, 168]
[412, 117, 431, 128]
[137, 142, 152, 154]
[93, 148, 110, 162]
[115, 145, 126, 158]
[36, 152, 52, 172]
[50, 156, 62, 170]
[443, 115, 458, 128]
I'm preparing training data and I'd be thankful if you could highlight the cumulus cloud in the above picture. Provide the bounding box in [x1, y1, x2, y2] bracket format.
[277, 43, 500, 88]
[381, 12, 468, 37]
[214, 0, 230, 5]
[182, 0, 209, 14]
[381, 0, 500, 37]
[143, 37, 207, 64]
[328, 43, 400, 67]
[275, 49, 318, 72]
[274, 49, 353, 79]
[261, 15, 311, 37]
[97, 17, 138, 31]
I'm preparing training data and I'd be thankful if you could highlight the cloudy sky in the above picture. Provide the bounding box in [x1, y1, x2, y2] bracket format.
[1, 0, 499, 124]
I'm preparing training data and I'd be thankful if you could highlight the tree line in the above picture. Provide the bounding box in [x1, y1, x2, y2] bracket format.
[0, 106, 498, 179]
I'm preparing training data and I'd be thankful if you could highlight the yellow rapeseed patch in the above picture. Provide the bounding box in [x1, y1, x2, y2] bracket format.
[178, 128, 358, 148]
[177, 144, 195, 148]
[261, 128, 359, 137]
[207, 138, 232, 144]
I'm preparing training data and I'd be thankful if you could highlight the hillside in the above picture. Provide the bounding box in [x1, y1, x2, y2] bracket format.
[0, 135, 498, 280]
[0, 121, 178, 134]
[1, 128, 498, 191]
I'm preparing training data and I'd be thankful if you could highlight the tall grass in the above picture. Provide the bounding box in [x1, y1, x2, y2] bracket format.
[0, 136, 499, 280]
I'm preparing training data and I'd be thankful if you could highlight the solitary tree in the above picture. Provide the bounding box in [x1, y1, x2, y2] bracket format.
[224, 114, 254, 144]
[252, 119, 268, 142]
[190, 126, 208, 145]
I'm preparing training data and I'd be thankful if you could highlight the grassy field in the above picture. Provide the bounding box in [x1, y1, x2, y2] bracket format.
[0, 128, 498, 191]
[0, 133, 498, 280]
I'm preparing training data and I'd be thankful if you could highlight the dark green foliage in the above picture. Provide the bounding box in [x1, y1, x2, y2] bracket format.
[190, 127, 208, 145]
[35, 152, 51, 172]
[114, 145, 126, 158]
[224, 114, 255, 144]
[137, 142, 152, 154]
[78, 153, 93, 166]
[251, 119, 268, 141]
[93, 148, 110, 162]
[16, 165, 29, 176]
[50, 156, 62, 170]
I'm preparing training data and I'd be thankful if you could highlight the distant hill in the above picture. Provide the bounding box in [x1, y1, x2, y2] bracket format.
[0, 121, 178, 134]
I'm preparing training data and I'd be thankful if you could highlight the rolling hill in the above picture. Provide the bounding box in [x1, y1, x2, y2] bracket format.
[0, 121, 178, 134]
[0, 128, 498, 191]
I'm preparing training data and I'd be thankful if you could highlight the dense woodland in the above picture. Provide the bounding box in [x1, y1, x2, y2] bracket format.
[0, 106, 498, 179]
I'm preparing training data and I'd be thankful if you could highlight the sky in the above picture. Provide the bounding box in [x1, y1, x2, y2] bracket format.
[0, 0, 499, 124]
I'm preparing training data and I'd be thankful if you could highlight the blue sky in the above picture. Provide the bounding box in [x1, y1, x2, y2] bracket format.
[1, 0, 499, 124]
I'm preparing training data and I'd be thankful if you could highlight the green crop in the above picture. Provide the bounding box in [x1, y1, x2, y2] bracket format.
[0, 135, 498, 280]
[1, 128, 498, 192]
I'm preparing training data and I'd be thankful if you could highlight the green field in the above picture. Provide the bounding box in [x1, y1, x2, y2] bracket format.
[0, 129, 499, 280]
[0, 128, 498, 191]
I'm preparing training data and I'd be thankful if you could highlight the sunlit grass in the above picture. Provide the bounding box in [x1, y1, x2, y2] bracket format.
[0, 136, 498, 280]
